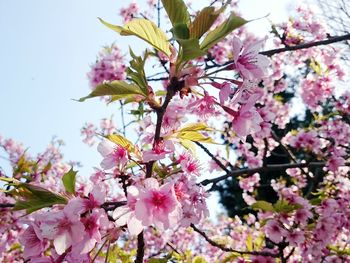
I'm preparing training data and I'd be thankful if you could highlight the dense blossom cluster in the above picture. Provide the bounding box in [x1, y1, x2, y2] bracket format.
[87, 45, 126, 88]
[1, 0, 349, 262]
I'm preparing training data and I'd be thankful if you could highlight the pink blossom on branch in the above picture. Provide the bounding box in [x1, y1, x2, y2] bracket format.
[232, 37, 270, 80]
[97, 140, 129, 170]
[113, 185, 144, 236]
[38, 209, 85, 255]
[135, 178, 182, 231]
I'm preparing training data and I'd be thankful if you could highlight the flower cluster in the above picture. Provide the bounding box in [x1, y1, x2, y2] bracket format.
[1, 1, 350, 262]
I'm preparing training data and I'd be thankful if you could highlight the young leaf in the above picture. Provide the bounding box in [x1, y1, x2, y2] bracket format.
[172, 23, 190, 40]
[251, 201, 275, 212]
[274, 199, 303, 213]
[178, 123, 213, 132]
[148, 258, 168, 263]
[177, 38, 207, 61]
[178, 138, 197, 154]
[192, 256, 208, 263]
[176, 131, 215, 143]
[189, 1, 231, 39]
[200, 13, 247, 50]
[62, 168, 77, 194]
[99, 18, 172, 57]
[13, 183, 67, 214]
[161, 0, 190, 26]
[246, 234, 253, 251]
[189, 7, 220, 39]
[79, 80, 145, 102]
[106, 134, 141, 159]
[127, 48, 150, 95]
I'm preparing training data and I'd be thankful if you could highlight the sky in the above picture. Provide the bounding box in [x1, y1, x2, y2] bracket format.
[0, 0, 294, 215]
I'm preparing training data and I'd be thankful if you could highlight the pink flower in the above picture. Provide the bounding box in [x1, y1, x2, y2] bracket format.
[232, 104, 263, 138]
[135, 178, 182, 230]
[286, 230, 305, 246]
[19, 224, 48, 258]
[65, 185, 106, 219]
[326, 155, 344, 172]
[295, 208, 313, 225]
[232, 37, 270, 80]
[39, 209, 85, 255]
[119, 2, 139, 23]
[142, 139, 173, 162]
[211, 81, 235, 105]
[179, 153, 201, 176]
[187, 92, 218, 119]
[81, 123, 97, 146]
[97, 140, 128, 170]
[74, 209, 109, 254]
[265, 220, 287, 243]
[113, 186, 143, 236]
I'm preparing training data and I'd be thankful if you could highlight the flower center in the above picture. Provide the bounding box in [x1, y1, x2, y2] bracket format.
[151, 191, 167, 207]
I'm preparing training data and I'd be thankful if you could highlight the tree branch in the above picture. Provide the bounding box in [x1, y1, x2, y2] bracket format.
[261, 33, 350, 56]
[135, 231, 145, 263]
[0, 203, 15, 208]
[191, 224, 278, 258]
[200, 162, 350, 186]
[205, 34, 350, 71]
[195, 142, 231, 174]
[100, 201, 127, 211]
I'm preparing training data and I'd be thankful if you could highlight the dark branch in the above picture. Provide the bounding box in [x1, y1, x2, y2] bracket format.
[204, 34, 350, 72]
[260, 33, 350, 57]
[200, 162, 350, 186]
[135, 231, 145, 263]
[195, 142, 231, 174]
[0, 203, 15, 208]
[191, 224, 278, 258]
[100, 201, 126, 211]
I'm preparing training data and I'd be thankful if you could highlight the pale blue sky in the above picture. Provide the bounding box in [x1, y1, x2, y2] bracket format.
[0, 0, 292, 178]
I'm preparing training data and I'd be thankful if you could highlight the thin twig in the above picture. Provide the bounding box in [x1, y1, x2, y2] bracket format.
[261, 33, 350, 56]
[0, 203, 15, 208]
[204, 34, 350, 71]
[135, 231, 145, 263]
[191, 224, 278, 258]
[200, 162, 350, 186]
[195, 142, 231, 174]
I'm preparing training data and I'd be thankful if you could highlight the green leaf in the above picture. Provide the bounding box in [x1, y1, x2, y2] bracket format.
[200, 13, 247, 50]
[179, 138, 197, 154]
[190, 7, 218, 39]
[246, 234, 253, 251]
[274, 199, 303, 213]
[127, 48, 150, 95]
[254, 234, 265, 250]
[172, 23, 190, 40]
[13, 183, 67, 214]
[222, 253, 240, 263]
[251, 201, 275, 212]
[192, 256, 208, 263]
[106, 134, 141, 159]
[99, 18, 171, 57]
[161, 0, 190, 26]
[171, 123, 215, 143]
[189, 1, 231, 39]
[62, 168, 77, 194]
[0, 177, 18, 184]
[309, 197, 322, 205]
[79, 80, 145, 102]
[328, 245, 350, 256]
[176, 131, 215, 143]
[148, 259, 168, 263]
[178, 123, 213, 132]
[310, 59, 322, 75]
[177, 38, 207, 61]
